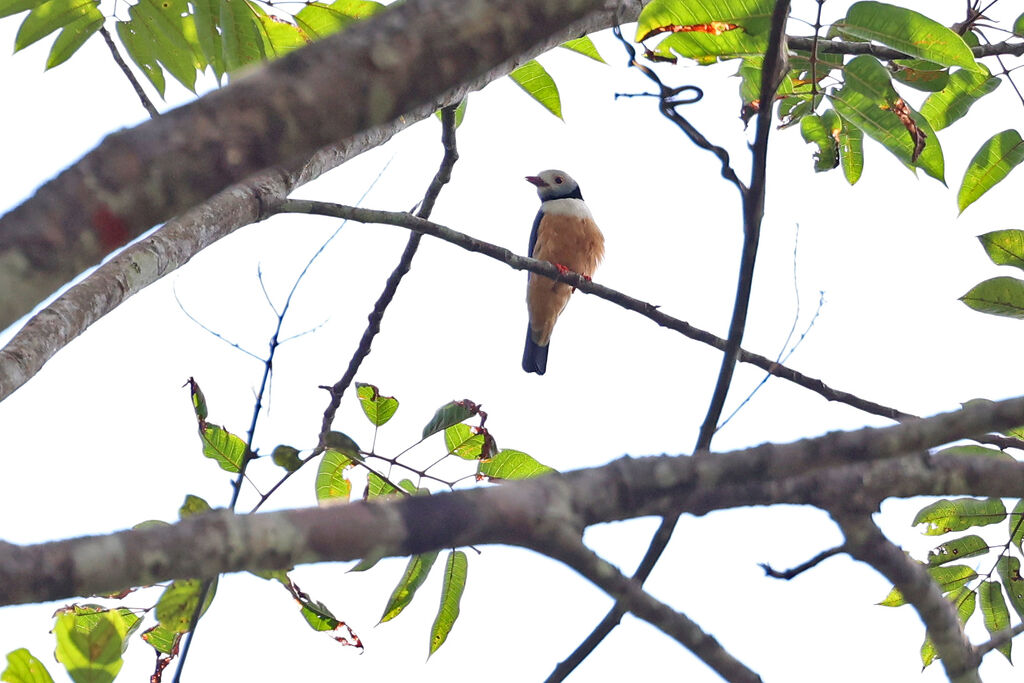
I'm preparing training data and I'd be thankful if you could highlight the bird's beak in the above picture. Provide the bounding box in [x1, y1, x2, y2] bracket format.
[525, 176, 546, 187]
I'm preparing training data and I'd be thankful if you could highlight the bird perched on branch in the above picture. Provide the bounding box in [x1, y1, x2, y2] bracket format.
[522, 170, 604, 375]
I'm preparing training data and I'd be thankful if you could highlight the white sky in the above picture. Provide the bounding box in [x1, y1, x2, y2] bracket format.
[2, 1, 1024, 680]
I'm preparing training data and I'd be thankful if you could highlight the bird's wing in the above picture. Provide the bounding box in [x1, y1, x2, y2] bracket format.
[528, 209, 544, 258]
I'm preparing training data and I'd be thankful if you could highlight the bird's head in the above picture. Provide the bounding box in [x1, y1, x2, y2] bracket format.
[525, 169, 583, 201]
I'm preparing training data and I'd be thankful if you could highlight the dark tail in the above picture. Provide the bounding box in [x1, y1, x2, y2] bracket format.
[522, 329, 548, 375]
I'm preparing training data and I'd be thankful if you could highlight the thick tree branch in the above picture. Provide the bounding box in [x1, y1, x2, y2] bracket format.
[0, 0, 648, 399]
[4, 395, 1024, 609]
[834, 512, 980, 683]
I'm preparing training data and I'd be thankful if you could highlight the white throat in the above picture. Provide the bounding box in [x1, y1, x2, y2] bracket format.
[541, 197, 592, 220]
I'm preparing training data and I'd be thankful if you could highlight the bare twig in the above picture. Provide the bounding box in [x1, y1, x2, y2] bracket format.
[760, 545, 843, 579]
[99, 25, 159, 119]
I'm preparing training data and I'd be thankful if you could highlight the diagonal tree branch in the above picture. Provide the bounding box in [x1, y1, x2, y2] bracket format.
[0, 0, 649, 399]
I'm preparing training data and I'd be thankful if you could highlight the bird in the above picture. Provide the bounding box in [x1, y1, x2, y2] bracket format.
[522, 169, 604, 375]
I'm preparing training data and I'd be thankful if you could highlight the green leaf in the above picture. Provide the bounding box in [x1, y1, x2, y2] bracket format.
[958, 130, 1024, 213]
[979, 230, 1024, 271]
[139, 624, 179, 655]
[477, 449, 555, 481]
[186, 377, 207, 422]
[129, 0, 200, 91]
[509, 60, 562, 120]
[913, 497, 1006, 535]
[980, 580, 1013, 661]
[429, 550, 467, 656]
[0, 0, 44, 19]
[45, 7, 101, 68]
[842, 2, 977, 70]
[560, 36, 604, 63]
[422, 400, 479, 440]
[837, 114, 864, 184]
[636, 0, 774, 62]
[921, 66, 1000, 131]
[960, 276, 1024, 319]
[299, 598, 340, 632]
[829, 55, 943, 182]
[889, 59, 949, 92]
[800, 112, 839, 172]
[933, 444, 1014, 460]
[220, 0, 265, 73]
[921, 586, 976, 667]
[13, 0, 97, 51]
[192, 0, 224, 79]
[1011, 499, 1024, 554]
[54, 606, 140, 683]
[250, 3, 308, 57]
[116, 18, 166, 96]
[926, 534, 989, 566]
[178, 494, 211, 519]
[293, 0, 382, 39]
[380, 552, 439, 623]
[315, 448, 353, 503]
[200, 423, 247, 472]
[879, 564, 976, 607]
[998, 555, 1024, 620]
[355, 383, 399, 427]
[155, 578, 217, 632]
[444, 423, 486, 460]
[1015, 12, 1024, 37]
[2, 649, 54, 683]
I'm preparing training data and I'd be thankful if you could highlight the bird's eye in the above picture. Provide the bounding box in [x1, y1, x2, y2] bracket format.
[554, 176, 564, 184]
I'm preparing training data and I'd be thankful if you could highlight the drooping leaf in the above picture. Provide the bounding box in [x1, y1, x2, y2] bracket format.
[879, 564, 976, 607]
[116, 18, 166, 96]
[220, 0, 265, 73]
[355, 383, 399, 427]
[913, 497, 1006, 535]
[957, 130, 1024, 213]
[837, 114, 864, 184]
[560, 36, 604, 63]
[477, 449, 554, 481]
[127, 0, 200, 91]
[800, 112, 839, 172]
[920, 585, 976, 667]
[841, 2, 978, 70]
[422, 400, 480, 439]
[45, 7, 101, 68]
[13, 0, 97, 51]
[829, 55, 944, 182]
[53, 606, 140, 683]
[2, 648, 54, 683]
[636, 0, 774, 62]
[1011, 499, 1024, 554]
[155, 577, 217, 632]
[960, 276, 1024, 319]
[509, 60, 562, 120]
[380, 552, 439, 623]
[200, 423, 247, 472]
[316, 448, 354, 503]
[980, 580, 1013, 661]
[978, 230, 1024, 271]
[192, 0, 224, 78]
[997, 555, 1024, 620]
[921, 66, 1000, 131]
[429, 550, 468, 656]
[926, 534, 989, 566]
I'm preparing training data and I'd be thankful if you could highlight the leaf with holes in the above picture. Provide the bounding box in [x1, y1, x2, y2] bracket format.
[926, 535, 988, 566]
[316, 448, 354, 503]
[636, 0, 774, 62]
[997, 556, 1024, 620]
[837, 114, 864, 185]
[913, 497, 1006, 535]
[356, 383, 399, 427]
[800, 111, 840, 173]
[958, 130, 1024, 214]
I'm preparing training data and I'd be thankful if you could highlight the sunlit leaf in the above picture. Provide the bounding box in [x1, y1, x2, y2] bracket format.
[636, 0, 773, 62]
[155, 577, 217, 632]
[926, 534, 989, 566]
[560, 36, 604, 63]
[128, 0, 200, 91]
[116, 18, 166, 96]
[958, 130, 1024, 214]
[200, 423, 247, 472]
[920, 586, 976, 667]
[1011, 499, 1024, 554]
[54, 606, 140, 683]
[800, 112, 839, 172]
[921, 66, 1000, 131]
[251, 4, 308, 57]
[842, 2, 977, 69]
[509, 60, 562, 120]
[355, 383, 399, 427]
[140, 624, 180, 655]
[879, 564, 976, 607]
[913, 497, 1006, 535]
[2, 648, 54, 683]
[978, 230, 1024, 271]
[429, 550, 467, 656]
[45, 7, 101, 68]
[293, 0, 382, 39]
[932, 444, 1014, 460]
[422, 400, 479, 439]
[837, 114, 864, 184]
[444, 423, 485, 460]
[13, 0, 97, 51]
[960, 276, 1024, 319]
[0, 0, 44, 19]
[192, 0, 224, 78]
[220, 0, 265, 73]
[889, 59, 949, 92]
[316, 448, 353, 503]
[179, 494, 211, 519]
[997, 556, 1024, 620]
[477, 449, 554, 481]
[380, 552, 439, 623]
[980, 580, 1012, 661]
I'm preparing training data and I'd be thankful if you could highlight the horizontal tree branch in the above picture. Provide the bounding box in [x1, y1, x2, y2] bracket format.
[788, 36, 1024, 61]
[4, 394, 1024, 608]
[0, 0, 648, 400]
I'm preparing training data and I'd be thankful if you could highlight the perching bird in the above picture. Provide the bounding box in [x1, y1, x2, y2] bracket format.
[522, 170, 604, 375]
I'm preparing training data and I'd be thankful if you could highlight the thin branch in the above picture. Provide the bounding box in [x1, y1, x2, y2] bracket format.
[278, 200, 913, 423]
[536, 527, 764, 683]
[99, 25, 159, 119]
[760, 545, 843, 579]
[974, 622, 1024, 657]
[787, 35, 1024, 60]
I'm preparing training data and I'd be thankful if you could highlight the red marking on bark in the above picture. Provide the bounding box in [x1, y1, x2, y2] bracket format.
[92, 205, 130, 251]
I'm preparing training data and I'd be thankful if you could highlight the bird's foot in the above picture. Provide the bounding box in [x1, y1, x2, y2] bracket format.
[555, 263, 571, 275]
